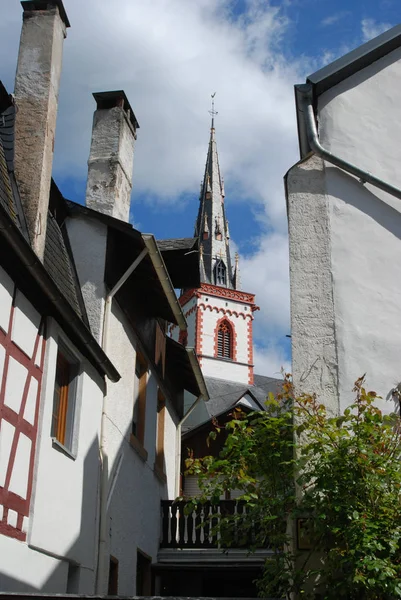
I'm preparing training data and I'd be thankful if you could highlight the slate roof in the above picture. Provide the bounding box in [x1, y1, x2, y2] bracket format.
[0, 82, 28, 239]
[203, 374, 282, 419]
[157, 237, 197, 252]
[44, 212, 86, 321]
[0, 80, 87, 323]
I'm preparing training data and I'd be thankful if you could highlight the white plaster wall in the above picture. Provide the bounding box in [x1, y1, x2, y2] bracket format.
[185, 305, 197, 348]
[0, 535, 67, 593]
[29, 318, 104, 592]
[66, 216, 107, 344]
[289, 48, 401, 415]
[201, 356, 249, 383]
[317, 48, 401, 413]
[0, 264, 13, 333]
[173, 297, 197, 347]
[101, 300, 179, 595]
[287, 155, 339, 414]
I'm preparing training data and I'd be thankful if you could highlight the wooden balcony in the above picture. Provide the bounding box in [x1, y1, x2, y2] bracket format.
[160, 499, 260, 549]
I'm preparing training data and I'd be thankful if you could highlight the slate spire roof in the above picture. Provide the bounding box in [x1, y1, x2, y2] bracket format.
[195, 122, 238, 289]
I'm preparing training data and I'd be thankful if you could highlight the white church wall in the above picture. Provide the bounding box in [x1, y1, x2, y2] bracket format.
[199, 293, 252, 384]
[289, 46, 401, 415]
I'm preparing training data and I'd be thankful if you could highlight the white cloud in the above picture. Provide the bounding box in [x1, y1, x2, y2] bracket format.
[253, 342, 290, 378]
[361, 18, 392, 42]
[0, 0, 302, 375]
[321, 12, 350, 27]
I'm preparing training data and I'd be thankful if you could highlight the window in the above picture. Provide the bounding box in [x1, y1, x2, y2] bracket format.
[108, 556, 119, 596]
[51, 346, 78, 451]
[214, 259, 226, 286]
[136, 550, 151, 595]
[131, 353, 148, 459]
[155, 390, 166, 479]
[217, 320, 232, 359]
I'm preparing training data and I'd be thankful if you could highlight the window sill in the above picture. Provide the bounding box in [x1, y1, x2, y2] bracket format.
[130, 434, 148, 462]
[153, 462, 167, 484]
[51, 437, 76, 460]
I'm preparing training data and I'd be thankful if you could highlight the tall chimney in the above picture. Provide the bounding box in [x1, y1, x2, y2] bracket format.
[86, 91, 139, 222]
[14, 0, 70, 260]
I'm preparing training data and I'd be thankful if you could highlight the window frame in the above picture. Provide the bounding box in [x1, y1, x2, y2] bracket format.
[154, 389, 166, 482]
[216, 319, 233, 360]
[51, 340, 81, 457]
[214, 259, 227, 286]
[130, 351, 148, 461]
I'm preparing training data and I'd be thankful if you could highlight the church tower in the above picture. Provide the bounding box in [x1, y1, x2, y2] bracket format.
[172, 117, 258, 385]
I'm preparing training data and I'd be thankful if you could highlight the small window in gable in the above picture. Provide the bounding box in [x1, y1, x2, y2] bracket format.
[214, 259, 226, 286]
[217, 320, 233, 359]
[51, 345, 79, 452]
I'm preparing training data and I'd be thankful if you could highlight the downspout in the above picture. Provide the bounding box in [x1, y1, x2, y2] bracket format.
[300, 86, 401, 201]
[96, 247, 148, 594]
[175, 348, 209, 498]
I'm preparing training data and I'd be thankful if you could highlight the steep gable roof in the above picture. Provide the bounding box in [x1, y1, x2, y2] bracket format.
[185, 374, 283, 431]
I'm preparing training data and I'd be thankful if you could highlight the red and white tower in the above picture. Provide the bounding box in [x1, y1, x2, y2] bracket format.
[172, 119, 258, 385]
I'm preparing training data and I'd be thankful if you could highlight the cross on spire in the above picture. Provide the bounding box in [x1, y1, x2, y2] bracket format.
[209, 92, 218, 128]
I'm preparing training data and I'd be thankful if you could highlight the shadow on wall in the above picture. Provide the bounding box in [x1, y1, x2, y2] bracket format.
[0, 391, 169, 595]
[0, 435, 100, 593]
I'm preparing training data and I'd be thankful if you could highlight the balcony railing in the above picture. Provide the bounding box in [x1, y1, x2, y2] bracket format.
[160, 499, 258, 549]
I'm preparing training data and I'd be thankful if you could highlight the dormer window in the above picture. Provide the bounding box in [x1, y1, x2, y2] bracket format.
[214, 259, 226, 286]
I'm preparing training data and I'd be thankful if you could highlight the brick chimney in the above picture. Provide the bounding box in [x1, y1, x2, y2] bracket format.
[14, 0, 70, 260]
[86, 91, 139, 222]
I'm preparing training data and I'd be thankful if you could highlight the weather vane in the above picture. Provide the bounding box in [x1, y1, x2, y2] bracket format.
[209, 92, 218, 124]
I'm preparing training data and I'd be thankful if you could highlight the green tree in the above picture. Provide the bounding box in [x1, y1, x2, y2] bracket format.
[185, 376, 401, 599]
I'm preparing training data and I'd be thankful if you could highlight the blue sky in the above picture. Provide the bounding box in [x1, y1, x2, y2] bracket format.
[1, 0, 400, 375]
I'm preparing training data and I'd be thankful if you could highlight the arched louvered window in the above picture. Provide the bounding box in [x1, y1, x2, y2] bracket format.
[217, 320, 232, 359]
[214, 260, 226, 286]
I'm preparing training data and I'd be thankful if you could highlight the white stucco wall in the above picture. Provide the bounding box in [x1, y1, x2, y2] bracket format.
[29, 318, 104, 593]
[289, 47, 401, 414]
[66, 216, 107, 344]
[0, 535, 67, 593]
[0, 264, 104, 594]
[99, 300, 179, 596]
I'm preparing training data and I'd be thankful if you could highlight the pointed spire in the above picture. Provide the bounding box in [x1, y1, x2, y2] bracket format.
[194, 96, 234, 289]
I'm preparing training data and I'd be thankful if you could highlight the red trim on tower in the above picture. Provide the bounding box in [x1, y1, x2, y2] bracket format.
[0, 289, 46, 541]
[199, 283, 255, 304]
[179, 288, 200, 307]
[247, 318, 254, 385]
[195, 306, 203, 366]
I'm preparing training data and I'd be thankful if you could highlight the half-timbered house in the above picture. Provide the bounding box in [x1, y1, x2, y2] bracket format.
[0, 1, 207, 595]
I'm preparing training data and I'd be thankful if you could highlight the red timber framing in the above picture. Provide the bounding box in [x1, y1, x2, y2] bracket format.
[0, 286, 46, 541]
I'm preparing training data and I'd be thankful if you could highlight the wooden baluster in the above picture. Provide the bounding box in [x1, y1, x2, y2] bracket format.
[210, 503, 219, 547]
[170, 502, 178, 547]
[203, 502, 212, 547]
[161, 501, 170, 547]
[186, 506, 195, 547]
[194, 503, 202, 546]
[178, 501, 186, 547]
